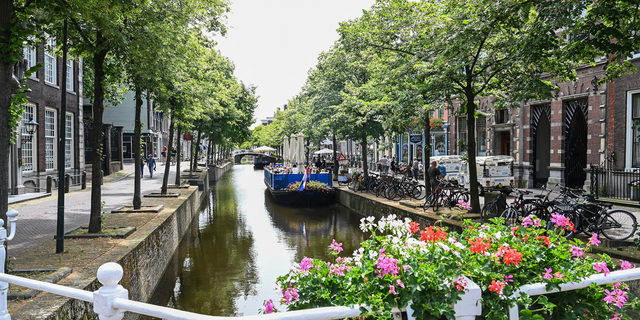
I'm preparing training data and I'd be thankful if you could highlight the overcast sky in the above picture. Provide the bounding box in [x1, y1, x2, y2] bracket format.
[214, 0, 376, 128]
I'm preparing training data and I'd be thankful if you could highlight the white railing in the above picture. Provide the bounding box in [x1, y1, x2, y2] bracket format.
[0, 210, 637, 320]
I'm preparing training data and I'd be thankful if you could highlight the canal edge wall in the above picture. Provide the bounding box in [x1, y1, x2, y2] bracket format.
[208, 162, 233, 183]
[335, 188, 465, 233]
[10, 169, 214, 320]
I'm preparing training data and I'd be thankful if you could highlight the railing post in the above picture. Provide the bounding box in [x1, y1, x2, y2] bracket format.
[0, 210, 19, 320]
[82, 171, 87, 190]
[93, 262, 128, 320]
[453, 276, 482, 320]
[46, 176, 53, 194]
[65, 174, 70, 193]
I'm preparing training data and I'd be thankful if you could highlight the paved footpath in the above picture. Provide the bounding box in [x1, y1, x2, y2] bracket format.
[7, 161, 180, 258]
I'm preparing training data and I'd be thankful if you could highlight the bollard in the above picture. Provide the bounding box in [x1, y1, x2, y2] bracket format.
[82, 171, 87, 189]
[47, 176, 53, 194]
[101, 170, 104, 186]
[0, 210, 19, 319]
[65, 174, 70, 193]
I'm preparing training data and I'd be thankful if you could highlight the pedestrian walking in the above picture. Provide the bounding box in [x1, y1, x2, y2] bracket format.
[147, 154, 157, 178]
[380, 155, 388, 173]
[171, 147, 177, 165]
[161, 146, 168, 163]
[140, 156, 146, 177]
[428, 160, 442, 192]
[438, 161, 447, 180]
[390, 157, 397, 173]
[412, 158, 420, 180]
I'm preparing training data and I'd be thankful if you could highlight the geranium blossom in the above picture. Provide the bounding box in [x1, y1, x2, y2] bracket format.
[329, 239, 343, 253]
[550, 213, 575, 231]
[300, 257, 314, 271]
[409, 222, 421, 234]
[457, 200, 472, 210]
[589, 234, 601, 246]
[468, 237, 491, 254]
[375, 255, 400, 278]
[282, 287, 300, 304]
[389, 285, 397, 294]
[543, 268, 553, 280]
[488, 280, 505, 294]
[570, 245, 584, 257]
[593, 261, 610, 276]
[502, 248, 523, 266]
[522, 215, 541, 228]
[621, 260, 634, 270]
[263, 299, 276, 314]
[420, 226, 448, 243]
[535, 236, 551, 247]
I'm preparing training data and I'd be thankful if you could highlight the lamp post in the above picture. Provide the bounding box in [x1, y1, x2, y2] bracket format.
[21, 118, 38, 143]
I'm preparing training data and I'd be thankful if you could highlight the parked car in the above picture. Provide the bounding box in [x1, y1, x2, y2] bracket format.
[456, 155, 515, 195]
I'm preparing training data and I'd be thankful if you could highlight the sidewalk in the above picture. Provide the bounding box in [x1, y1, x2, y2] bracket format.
[7, 161, 177, 259]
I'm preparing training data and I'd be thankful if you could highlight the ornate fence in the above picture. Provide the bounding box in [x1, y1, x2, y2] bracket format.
[590, 165, 640, 201]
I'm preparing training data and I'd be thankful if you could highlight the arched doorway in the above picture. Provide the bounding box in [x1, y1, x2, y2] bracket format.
[565, 99, 588, 188]
[532, 104, 551, 187]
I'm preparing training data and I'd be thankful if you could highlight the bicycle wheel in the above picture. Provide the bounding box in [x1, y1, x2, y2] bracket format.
[499, 207, 519, 225]
[386, 185, 403, 201]
[481, 203, 499, 223]
[600, 210, 638, 241]
[546, 211, 578, 239]
[412, 185, 427, 200]
[423, 193, 434, 211]
[573, 205, 599, 237]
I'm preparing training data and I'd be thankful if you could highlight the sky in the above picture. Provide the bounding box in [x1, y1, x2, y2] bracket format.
[213, 0, 377, 128]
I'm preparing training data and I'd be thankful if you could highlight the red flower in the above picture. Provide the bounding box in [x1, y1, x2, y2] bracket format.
[409, 222, 421, 234]
[502, 248, 523, 266]
[489, 280, 506, 294]
[420, 226, 448, 243]
[535, 236, 551, 247]
[468, 237, 491, 254]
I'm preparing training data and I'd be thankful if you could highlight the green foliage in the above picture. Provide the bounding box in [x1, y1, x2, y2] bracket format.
[275, 215, 633, 320]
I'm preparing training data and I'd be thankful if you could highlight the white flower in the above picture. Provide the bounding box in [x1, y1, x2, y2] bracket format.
[448, 237, 458, 244]
[392, 236, 401, 244]
[454, 242, 465, 250]
[369, 250, 378, 259]
[367, 216, 376, 223]
[494, 231, 502, 240]
[436, 242, 451, 252]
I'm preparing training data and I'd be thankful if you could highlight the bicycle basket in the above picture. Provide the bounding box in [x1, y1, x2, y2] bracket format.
[381, 175, 394, 183]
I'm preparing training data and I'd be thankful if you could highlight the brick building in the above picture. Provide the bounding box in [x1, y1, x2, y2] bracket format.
[9, 39, 85, 194]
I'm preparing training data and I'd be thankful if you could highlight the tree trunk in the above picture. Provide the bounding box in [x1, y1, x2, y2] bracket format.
[466, 87, 480, 213]
[361, 125, 368, 181]
[332, 133, 338, 180]
[424, 112, 432, 196]
[88, 46, 109, 233]
[161, 109, 175, 195]
[0, 0, 15, 231]
[174, 127, 182, 185]
[133, 86, 143, 209]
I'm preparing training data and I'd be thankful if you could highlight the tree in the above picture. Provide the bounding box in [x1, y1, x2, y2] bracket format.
[338, 0, 600, 212]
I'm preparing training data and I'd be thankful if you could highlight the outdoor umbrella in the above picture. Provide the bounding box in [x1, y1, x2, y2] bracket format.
[283, 136, 289, 165]
[253, 146, 277, 153]
[297, 133, 305, 166]
[289, 134, 297, 164]
[314, 148, 333, 155]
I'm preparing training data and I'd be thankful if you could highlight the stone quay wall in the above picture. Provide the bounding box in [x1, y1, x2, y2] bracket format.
[208, 162, 234, 183]
[11, 169, 212, 320]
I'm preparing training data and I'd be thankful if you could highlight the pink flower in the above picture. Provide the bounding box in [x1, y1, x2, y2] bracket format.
[396, 279, 405, 288]
[457, 200, 472, 210]
[375, 256, 400, 278]
[389, 285, 397, 294]
[300, 257, 313, 271]
[554, 271, 565, 279]
[589, 234, 601, 246]
[329, 239, 343, 253]
[503, 274, 514, 283]
[570, 245, 584, 257]
[543, 268, 553, 280]
[264, 299, 276, 314]
[621, 260, 634, 270]
[604, 288, 629, 309]
[593, 261, 610, 276]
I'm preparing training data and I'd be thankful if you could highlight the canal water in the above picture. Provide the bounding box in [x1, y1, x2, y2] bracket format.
[143, 165, 366, 318]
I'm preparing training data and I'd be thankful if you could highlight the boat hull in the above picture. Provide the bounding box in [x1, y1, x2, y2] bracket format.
[264, 179, 335, 206]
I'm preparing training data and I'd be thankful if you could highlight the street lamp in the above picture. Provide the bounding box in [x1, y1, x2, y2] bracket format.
[22, 118, 38, 143]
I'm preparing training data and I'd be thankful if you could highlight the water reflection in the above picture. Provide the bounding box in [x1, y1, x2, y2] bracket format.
[144, 165, 366, 318]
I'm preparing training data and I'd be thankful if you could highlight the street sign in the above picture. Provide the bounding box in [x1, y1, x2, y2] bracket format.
[410, 134, 422, 144]
[337, 153, 347, 161]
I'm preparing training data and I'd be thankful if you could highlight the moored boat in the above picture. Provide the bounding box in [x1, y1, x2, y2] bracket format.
[263, 168, 335, 206]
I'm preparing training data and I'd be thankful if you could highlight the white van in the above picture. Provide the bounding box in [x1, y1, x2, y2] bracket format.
[457, 156, 515, 194]
[429, 155, 463, 181]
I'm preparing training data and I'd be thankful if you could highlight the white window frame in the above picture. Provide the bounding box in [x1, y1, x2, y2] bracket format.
[44, 38, 56, 85]
[66, 60, 73, 91]
[625, 89, 640, 170]
[21, 104, 37, 172]
[45, 108, 57, 170]
[65, 112, 74, 169]
[23, 46, 37, 78]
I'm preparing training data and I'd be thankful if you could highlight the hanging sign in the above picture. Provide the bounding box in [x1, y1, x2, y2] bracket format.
[409, 134, 422, 144]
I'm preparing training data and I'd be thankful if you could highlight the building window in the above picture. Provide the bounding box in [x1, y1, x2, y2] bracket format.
[21, 105, 36, 172]
[44, 38, 56, 84]
[23, 46, 37, 77]
[458, 117, 467, 155]
[45, 108, 56, 170]
[496, 109, 509, 124]
[66, 60, 73, 91]
[65, 113, 73, 169]
[477, 115, 487, 156]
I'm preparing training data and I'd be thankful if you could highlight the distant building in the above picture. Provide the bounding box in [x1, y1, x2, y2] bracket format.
[261, 117, 275, 126]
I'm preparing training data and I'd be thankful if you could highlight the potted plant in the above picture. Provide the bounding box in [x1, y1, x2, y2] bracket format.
[270, 214, 636, 319]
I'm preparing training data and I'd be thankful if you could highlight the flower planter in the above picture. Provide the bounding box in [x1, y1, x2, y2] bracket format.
[338, 173, 350, 182]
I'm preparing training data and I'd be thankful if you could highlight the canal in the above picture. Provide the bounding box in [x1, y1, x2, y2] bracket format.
[143, 165, 366, 318]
